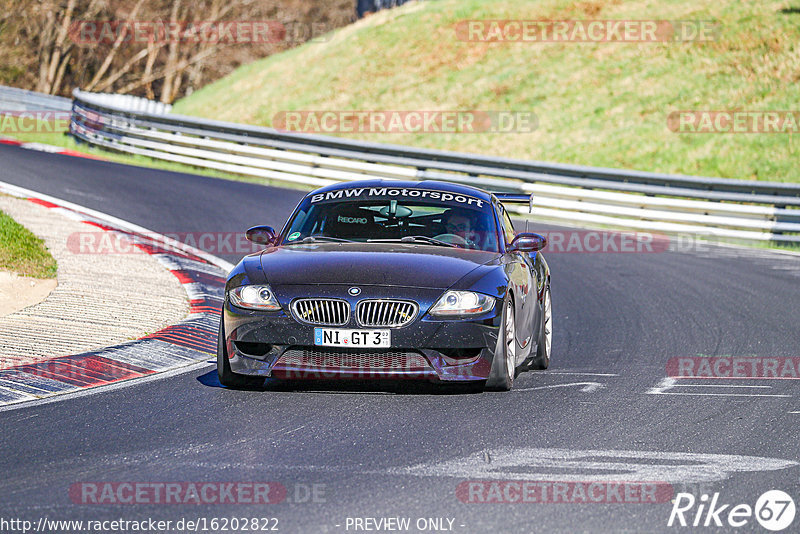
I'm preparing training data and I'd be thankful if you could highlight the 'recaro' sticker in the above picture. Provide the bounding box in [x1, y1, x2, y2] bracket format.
[287, 232, 301, 241]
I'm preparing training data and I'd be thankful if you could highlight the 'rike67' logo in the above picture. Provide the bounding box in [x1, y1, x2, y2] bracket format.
[668, 490, 796, 531]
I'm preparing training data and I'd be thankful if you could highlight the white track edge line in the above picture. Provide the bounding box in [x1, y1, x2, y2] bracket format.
[0, 360, 215, 413]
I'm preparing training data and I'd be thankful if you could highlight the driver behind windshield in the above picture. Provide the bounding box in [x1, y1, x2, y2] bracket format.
[284, 196, 499, 251]
[445, 210, 475, 242]
[443, 209, 486, 249]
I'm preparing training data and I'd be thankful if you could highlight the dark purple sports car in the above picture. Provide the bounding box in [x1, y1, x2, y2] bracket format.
[218, 179, 551, 391]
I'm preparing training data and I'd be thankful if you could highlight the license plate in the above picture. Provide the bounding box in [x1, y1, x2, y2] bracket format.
[314, 328, 390, 348]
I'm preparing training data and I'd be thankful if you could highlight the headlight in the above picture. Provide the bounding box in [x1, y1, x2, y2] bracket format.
[229, 284, 281, 311]
[429, 290, 495, 316]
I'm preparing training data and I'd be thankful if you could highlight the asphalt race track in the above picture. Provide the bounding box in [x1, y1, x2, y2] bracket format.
[1, 143, 799, 533]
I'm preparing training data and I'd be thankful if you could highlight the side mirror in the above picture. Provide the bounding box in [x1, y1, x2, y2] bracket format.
[509, 233, 547, 252]
[245, 225, 277, 245]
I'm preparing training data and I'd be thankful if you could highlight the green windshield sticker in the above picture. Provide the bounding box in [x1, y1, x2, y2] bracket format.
[287, 232, 301, 241]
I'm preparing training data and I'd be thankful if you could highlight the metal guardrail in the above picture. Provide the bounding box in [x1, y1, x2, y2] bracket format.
[0, 85, 71, 113]
[53, 89, 796, 244]
[70, 92, 172, 115]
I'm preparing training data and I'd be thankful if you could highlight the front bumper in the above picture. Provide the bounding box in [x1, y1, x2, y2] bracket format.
[224, 285, 502, 382]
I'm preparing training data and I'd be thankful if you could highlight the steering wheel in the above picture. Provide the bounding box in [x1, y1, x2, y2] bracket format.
[434, 233, 478, 249]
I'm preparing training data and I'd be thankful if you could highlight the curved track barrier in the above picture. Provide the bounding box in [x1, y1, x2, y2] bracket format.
[8, 85, 800, 244]
[69, 90, 800, 244]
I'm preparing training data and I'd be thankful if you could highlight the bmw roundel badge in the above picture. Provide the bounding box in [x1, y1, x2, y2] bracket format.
[348, 287, 361, 296]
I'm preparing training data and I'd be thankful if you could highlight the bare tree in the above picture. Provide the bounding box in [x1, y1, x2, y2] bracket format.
[84, 0, 146, 92]
[1, 0, 356, 102]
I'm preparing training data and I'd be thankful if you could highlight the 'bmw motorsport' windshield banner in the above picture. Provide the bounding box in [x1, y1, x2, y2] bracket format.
[309, 187, 486, 207]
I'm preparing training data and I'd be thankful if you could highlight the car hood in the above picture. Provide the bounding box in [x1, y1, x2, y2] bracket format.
[258, 242, 500, 289]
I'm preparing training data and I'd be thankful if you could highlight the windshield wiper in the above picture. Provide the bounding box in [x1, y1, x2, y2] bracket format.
[284, 236, 355, 244]
[368, 236, 457, 248]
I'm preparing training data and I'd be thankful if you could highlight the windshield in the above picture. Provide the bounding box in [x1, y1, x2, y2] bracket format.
[281, 187, 500, 251]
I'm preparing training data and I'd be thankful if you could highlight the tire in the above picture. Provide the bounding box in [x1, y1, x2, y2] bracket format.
[217, 320, 259, 388]
[530, 283, 552, 370]
[485, 296, 517, 391]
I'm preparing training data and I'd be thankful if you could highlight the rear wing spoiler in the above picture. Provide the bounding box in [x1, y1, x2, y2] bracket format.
[493, 192, 533, 213]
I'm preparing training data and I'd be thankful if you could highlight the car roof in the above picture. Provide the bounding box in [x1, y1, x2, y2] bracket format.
[305, 179, 495, 204]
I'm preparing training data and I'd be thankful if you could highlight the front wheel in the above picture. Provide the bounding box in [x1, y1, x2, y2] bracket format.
[485, 297, 517, 391]
[530, 283, 552, 370]
[217, 320, 260, 388]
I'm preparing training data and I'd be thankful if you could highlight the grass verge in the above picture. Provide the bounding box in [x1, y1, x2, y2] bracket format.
[0, 207, 57, 278]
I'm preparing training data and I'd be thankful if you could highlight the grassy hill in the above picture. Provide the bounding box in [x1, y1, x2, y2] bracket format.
[174, 0, 800, 182]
